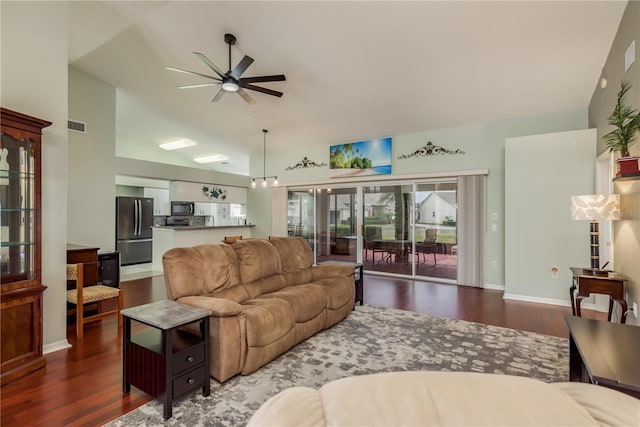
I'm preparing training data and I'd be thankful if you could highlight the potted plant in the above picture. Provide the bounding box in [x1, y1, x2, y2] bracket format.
[603, 80, 640, 176]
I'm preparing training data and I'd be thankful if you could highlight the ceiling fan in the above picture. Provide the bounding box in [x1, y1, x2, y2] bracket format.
[166, 33, 286, 105]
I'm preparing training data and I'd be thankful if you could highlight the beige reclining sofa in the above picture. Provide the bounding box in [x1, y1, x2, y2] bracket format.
[162, 236, 355, 382]
[248, 371, 640, 426]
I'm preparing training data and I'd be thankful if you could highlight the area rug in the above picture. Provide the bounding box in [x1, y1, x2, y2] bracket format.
[105, 304, 568, 426]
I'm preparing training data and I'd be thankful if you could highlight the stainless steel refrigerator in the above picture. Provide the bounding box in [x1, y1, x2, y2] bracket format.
[116, 197, 154, 265]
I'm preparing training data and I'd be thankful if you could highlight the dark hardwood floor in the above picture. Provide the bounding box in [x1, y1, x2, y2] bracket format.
[1, 274, 602, 427]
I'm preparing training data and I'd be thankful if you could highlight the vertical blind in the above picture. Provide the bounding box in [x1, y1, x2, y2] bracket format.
[457, 174, 486, 287]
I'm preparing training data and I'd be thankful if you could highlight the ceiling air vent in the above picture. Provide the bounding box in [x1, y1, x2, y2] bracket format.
[67, 119, 86, 133]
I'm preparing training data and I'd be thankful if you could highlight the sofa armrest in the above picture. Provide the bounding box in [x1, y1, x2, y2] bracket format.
[177, 296, 243, 317]
[311, 264, 354, 281]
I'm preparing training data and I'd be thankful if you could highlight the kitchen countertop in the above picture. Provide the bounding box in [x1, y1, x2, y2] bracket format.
[153, 224, 255, 230]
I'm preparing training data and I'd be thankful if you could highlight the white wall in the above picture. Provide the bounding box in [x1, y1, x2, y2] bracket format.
[504, 129, 596, 303]
[1, 1, 69, 350]
[588, 1, 640, 325]
[249, 109, 589, 292]
[68, 67, 116, 251]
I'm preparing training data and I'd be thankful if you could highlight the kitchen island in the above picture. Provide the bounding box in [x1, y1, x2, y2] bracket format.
[152, 225, 255, 272]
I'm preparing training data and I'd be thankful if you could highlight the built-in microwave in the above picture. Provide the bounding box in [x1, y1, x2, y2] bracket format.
[170, 201, 194, 216]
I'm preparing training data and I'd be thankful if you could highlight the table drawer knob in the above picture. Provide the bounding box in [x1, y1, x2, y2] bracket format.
[187, 378, 194, 384]
[186, 356, 194, 363]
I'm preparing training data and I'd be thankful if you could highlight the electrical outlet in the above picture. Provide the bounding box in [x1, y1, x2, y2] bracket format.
[551, 268, 559, 279]
[491, 260, 497, 269]
[633, 302, 638, 319]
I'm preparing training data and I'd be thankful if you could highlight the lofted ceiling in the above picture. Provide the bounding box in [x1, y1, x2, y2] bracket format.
[69, 1, 628, 176]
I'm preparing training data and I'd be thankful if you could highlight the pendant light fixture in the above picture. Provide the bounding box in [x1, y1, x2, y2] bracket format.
[251, 129, 278, 188]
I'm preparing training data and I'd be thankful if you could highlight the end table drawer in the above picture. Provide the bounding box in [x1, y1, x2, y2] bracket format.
[173, 366, 206, 398]
[173, 342, 205, 375]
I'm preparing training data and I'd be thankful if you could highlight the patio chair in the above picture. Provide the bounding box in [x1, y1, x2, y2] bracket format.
[414, 228, 437, 266]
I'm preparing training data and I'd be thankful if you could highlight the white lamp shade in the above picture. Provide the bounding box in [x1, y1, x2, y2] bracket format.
[571, 194, 620, 221]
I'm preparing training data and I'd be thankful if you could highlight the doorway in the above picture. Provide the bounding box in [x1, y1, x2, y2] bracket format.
[287, 179, 459, 283]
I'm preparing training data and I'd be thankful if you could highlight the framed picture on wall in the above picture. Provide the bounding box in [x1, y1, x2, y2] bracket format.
[329, 137, 392, 178]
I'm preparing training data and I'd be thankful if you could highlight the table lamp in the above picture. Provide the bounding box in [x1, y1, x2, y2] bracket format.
[570, 194, 620, 275]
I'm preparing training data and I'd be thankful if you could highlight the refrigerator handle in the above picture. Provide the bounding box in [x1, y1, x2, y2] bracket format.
[134, 199, 139, 236]
[137, 199, 142, 236]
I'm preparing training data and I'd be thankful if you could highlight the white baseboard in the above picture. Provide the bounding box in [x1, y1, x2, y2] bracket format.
[503, 293, 571, 308]
[484, 283, 505, 291]
[44, 339, 71, 354]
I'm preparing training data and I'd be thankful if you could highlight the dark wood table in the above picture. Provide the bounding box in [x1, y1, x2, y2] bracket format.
[373, 239, 412, 263]
[565, 315, 640, 399]
[122, 300, 211, 419]
[66, 244, 100, 287]
[569, 267, 629, 323]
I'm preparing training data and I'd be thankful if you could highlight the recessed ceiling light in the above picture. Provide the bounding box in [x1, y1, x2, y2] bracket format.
[159, 139, 196, 151]
[193, 154, 229, 164]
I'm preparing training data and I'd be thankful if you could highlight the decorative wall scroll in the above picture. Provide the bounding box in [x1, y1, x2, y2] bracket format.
[201, 185, 228, 200]
[397, 141, 465, 160]
[285, 156, 327, 171]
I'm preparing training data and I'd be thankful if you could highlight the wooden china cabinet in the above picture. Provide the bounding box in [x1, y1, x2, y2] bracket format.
[0, 108, 51, 385]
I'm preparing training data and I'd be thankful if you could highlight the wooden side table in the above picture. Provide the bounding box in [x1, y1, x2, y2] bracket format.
[565, 315, 640, 399]
[569, 267, 629, 323]
[318, 261, 363, 306]
[122, 300, 211, 419]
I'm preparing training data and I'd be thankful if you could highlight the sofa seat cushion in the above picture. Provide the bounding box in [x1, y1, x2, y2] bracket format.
[242, 298, 295, 347]
[259, 284, 327, 323]
[281, 269, 313, 287]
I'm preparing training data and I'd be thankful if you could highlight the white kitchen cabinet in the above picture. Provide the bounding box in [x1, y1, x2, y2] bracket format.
[170, 181, 247, 204]
[144, 188, 170, 215]
[194, 202, 216, 216]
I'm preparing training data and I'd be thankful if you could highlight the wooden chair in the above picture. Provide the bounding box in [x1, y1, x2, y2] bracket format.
[223, 235, 242, 244]
[66, 263, 123, 340]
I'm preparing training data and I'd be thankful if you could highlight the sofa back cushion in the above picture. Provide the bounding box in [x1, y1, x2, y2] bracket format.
[163, 244, 241, 300]
[268, 237, 314, 286]
[232, 239, 283, 284]
[268, 237, 313, 271]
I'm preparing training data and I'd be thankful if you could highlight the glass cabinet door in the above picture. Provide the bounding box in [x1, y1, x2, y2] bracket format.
[0, 133, 35, 283]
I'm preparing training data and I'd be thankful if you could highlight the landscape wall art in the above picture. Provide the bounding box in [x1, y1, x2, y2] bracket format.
[329, 137, 392, 178]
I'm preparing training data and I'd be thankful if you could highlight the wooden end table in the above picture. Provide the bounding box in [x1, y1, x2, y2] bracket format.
[318, 260, 363, 306]
[122, 300, 211, 419]
[565, 315, 640, 399]
[569, 267, 629, 323]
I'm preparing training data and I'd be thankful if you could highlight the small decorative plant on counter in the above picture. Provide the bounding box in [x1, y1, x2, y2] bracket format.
[202, 185, 228, 200]
[604, 80, 640, 176]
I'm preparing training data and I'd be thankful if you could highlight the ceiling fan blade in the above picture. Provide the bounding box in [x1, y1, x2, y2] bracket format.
[212, 88, 226, 103]
[237, 88, 256, 105]
[239, 74, 286, 84]
[177, 82, 220, 89]
[166, 66, 221, 81]
[243, 84, 283, 98]
[193, 52, 226, 79]
[230, 55, 254, 80]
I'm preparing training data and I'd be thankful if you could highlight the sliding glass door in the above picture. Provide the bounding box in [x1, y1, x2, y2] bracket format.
[362, 184, 414, 274]
[316, 187, 359, 263]
[414, 181, 458, 282]
[287, 178, 459, 283]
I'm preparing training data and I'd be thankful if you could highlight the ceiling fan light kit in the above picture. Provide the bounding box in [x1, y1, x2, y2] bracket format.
[167, 33, 286, 104]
